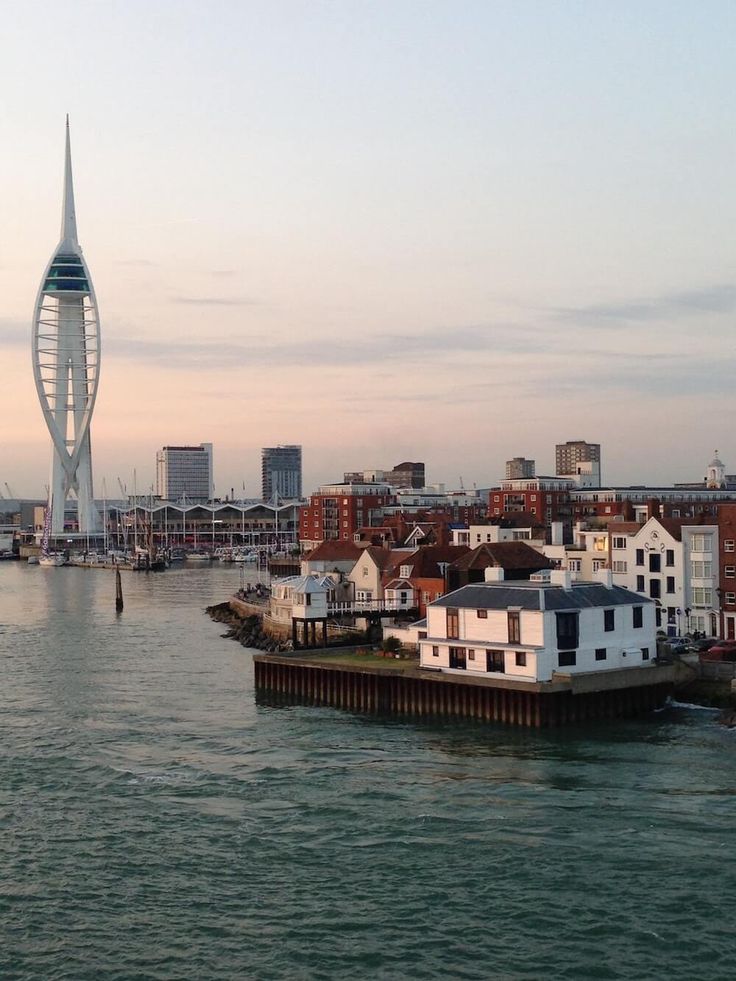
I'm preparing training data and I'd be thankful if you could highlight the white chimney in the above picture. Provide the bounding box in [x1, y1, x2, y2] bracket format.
[484, 566, 505, 582]
[595, 568, 613, 587]
[550, 569, 572, 589]
[550, 521, 564, 545]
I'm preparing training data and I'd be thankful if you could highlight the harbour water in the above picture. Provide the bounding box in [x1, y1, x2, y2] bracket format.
[1, 562, 734, 980]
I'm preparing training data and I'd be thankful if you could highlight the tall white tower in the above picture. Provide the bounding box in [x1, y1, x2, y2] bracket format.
[32, 118, 101, 534]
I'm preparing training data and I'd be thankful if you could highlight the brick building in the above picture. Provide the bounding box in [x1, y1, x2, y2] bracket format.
[300, 482, 395, 550]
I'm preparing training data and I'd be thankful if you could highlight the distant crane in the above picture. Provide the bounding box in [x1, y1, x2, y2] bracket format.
[117, 478, 127, 499]
[4, 483, 15, 498]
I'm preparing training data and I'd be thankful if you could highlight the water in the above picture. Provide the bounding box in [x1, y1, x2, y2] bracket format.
[1, 561, 734, 980]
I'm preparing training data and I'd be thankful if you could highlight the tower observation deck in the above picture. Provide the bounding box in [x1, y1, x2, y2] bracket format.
[32, 118, 101, 535]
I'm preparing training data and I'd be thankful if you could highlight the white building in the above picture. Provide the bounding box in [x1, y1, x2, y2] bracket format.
[608, 517, 719, 636]
[419, 568, 656, 683]
[156, 443, 214, 503]
[451, 524, 539, 547]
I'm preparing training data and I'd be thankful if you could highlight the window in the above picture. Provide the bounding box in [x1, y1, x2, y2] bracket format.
[399, 564, 412, 578]
[633, 606, 643, 628]
[477, 609, 488, 618]
[432, 645, 439, 657]
[666, 549, 675, 567]
[447, 608, 459, 639]
[636, 575, 645, 592]
[515, 651, 527, 667]
[725, 540, 735, 552]
[726, 593, 736, 606]
[592, 560, 605, 572]
[449, 647, 466, 669]
[612, 560, 627, 573]
[691, 561, 712, 578]
[649, 553, 661, 572]
[595, 648, 607, 661]
[726, 567, 736, 578]
[641, 647, 650, 661]
[558, 650, 576, 667]
[486, 650, 505, 673]
[691, 588, 712, 607]
[507, 611, 521, 643]
[468, 649, 475, 660]
[612, 536, 627, 549]
[568, 559, 581, 573]
[666, 577, 675, 594]
[636, 549, 645, 566]
[691, 534, 713, 552]
[530, 495, 537, 501]
[362, 566, 369, 577]
[556, 612, 579, 650]
[604, 609, 615, 632]
[650, 580, 661, 599]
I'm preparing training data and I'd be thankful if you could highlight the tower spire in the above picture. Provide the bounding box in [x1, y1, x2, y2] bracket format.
[60, 115, 78, 248]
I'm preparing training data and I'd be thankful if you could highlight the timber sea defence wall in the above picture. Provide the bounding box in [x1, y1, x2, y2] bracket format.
[254, 653, 678, 728]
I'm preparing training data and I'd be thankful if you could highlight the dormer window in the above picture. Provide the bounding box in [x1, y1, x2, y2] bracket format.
[400, 565, 412, 579]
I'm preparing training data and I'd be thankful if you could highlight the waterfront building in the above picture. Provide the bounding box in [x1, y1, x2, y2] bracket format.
[555, 441, 601, 485]
[32, 119, 101, 534]
[419, 568, 656, 682]
[607, 516, 719, 635]
[489, 477, 575, 541]
[300, 539, 364, 577]
[156, 444, 213, 503]
[109, 498, 299, 551]
[299, 482, 395, 549]
[382, 544, 470, 616]
[347, 546, 411, 606]
[261, 445, 302, 501]
[505, 457, 535, 480]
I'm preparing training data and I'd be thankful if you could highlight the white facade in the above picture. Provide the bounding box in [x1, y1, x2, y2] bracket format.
[451, 524, 538, 547]
[419, 570, 656, 683]
[270, 575, 331, 623]
[608, 517, 720, 635]
[156, 443, 214, 502]
[33, 119, 101, 534]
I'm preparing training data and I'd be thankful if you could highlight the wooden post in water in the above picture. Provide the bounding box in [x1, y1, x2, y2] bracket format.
[115, 568, 124, 612]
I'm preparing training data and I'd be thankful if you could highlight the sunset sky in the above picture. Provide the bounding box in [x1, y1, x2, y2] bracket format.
[2, 1, 735, 498]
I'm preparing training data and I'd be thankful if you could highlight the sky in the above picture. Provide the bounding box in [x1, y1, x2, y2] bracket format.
[1, 0, 735, 498]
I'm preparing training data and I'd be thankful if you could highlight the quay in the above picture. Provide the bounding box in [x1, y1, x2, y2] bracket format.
[253, 651, 679, 728]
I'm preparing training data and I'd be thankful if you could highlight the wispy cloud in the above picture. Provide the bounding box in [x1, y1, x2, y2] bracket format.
[170, 295, 259, 306]
[554, 283, 736, 326]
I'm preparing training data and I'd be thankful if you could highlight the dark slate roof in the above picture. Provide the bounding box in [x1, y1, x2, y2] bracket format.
[431, 582, 653, 612]
[449, 541, 553, 572]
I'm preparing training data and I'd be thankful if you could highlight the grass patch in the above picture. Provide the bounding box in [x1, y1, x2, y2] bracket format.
[308, 651, 417, 671]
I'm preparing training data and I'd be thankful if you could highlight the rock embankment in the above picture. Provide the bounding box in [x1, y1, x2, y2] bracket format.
[207, 601, 292, 653]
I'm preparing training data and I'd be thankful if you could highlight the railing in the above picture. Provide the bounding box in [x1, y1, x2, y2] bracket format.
[328, 598, 417, 614]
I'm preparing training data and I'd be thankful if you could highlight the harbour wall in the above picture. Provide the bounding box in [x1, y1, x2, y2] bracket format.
[253, 654, 677, 728]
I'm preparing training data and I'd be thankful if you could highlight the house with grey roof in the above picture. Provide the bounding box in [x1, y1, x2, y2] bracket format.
[420, 567, 656, 683]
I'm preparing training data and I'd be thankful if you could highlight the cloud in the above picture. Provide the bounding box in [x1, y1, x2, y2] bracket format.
[170, 295, 259, 306]
[553, 283, 736, 326]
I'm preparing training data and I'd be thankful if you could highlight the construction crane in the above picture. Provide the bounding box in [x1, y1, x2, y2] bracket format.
[4, 483, 15, 498]
[117, 478, 127, 499]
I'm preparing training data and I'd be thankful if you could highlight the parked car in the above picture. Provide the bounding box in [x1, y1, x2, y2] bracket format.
[701, 640, 736, 662]
[692, 637, 718, 653]
[667, 637, 691, 655]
